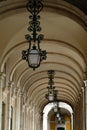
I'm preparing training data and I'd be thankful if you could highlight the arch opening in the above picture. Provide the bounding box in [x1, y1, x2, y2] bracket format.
[43, 102, 73, 130]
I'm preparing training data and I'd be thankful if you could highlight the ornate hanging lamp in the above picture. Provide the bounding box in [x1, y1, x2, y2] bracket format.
[54, 100, 59, 113]
[45, 70, 57, 101]
[22, 0, 47, 70]
[56, 107, 61, 122]
[53, 101, 61, 121]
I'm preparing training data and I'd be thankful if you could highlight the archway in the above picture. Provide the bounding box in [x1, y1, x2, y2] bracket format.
[43, 102, 73, 130]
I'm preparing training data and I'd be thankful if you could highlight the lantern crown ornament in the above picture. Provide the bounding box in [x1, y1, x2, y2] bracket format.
[22, 0, 47, 70]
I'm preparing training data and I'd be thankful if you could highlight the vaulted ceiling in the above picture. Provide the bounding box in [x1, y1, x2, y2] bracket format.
[0, 0, 87, 113]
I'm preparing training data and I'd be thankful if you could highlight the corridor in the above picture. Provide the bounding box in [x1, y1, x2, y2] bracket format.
[0, 0, 87, 130]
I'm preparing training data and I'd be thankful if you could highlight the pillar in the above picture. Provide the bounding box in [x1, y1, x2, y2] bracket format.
[5, 81, 13, 130]
[17, 90, 23, 130]
[20, 93, 23, 130]
[30, 108, 33, 130]
[71, 112, 73, 130]
[82, 86, 85, 130]
[15, 88, 20, 130]
[12, 88, 17, 130]
[27, 107, 30, 130]
[23, 105, 26, 130]
[0, 72, 5, 130]
[32, 104, 35, 130]
[28, 108, 31, 130]
[84, 80, 87, 130]
[73, 89, 84, 130]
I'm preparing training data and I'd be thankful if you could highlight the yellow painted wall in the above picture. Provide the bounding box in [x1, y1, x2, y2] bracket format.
[50, 115, 55, 130]
[66, 115, 71, 130]
[50, 115, 71, 130]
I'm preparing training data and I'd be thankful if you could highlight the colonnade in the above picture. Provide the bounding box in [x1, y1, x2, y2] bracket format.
[0, 74, 42, 130]
[74, 85, 85, 130]
[0, 71, 87, 130]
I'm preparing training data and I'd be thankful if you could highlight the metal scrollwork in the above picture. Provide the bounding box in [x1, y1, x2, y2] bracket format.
[26, 0, 43, 42]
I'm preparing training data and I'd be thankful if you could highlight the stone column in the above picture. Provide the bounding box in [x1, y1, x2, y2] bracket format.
[29, 107, 32, 130]
[17, 90, 23, 130]
[38, 114, 41, 130]
[34, 109, 37, 130]
[5, 81, 13, 130]
[15, 88, 20, 130]
[26, 106, 30, 130]
[26, 98, 31, 130]
[12, 88, 17, 130]
[36, 113, 40, 130]
[32, 104, 35, 130]
[27, 108, 31, 130]
[34, 105, 38, 130]
[23, 105, 26, 130]
[84, 80, 87, 130]
[0, 72, 5, 130]
[27, 108, 29, 130]
[70, 112, 73, 130]
[20, 93, 23, 130]
[41, 113, 43, 130]
[81, 85, 85, 130]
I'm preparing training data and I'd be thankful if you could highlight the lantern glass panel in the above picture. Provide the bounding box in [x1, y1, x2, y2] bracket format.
[48, 93, 54, 101]
[28, 48, 40, 68]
